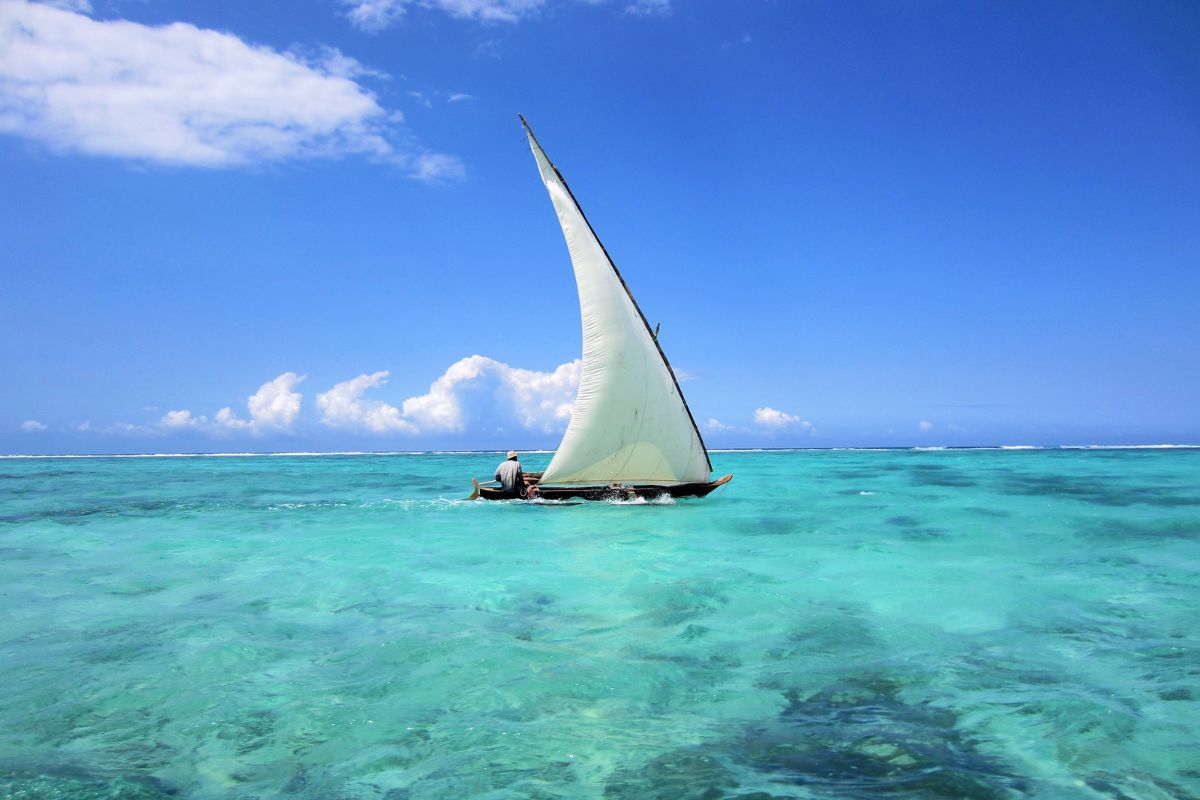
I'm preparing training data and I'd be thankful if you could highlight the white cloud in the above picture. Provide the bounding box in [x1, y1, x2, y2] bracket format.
[342, 0, 670, 30]
[447, 93, 475, 103]
[674, 368, 697, 383]
[411, 152, 466, 182]
[68, 418, 157, 435]
[0, 2, 461, 180]
[161, 409, 204, 428]
[310, 45, 390, 82]
[407, 90, 433, 109]
[316, 371, 415, 433]
[318, 356, 581, 435]
[156, 372, 305, 435]
[473, 39, 502, 59]
[342, 0, 549, 30]
[69, 360, 583, 441]
[919, 420, 934, 432]
[342, 0, 407, 30]
[20, 419, 47, 431]
[214, 406, 251, 430]
[721, 32, 751, 50]
[39, 0, 90, 11]
[402, 355, 580, 433]
[106, 421, 155, 435]
[704, 417, 733, 432]
[624, 0, 671, 17]
[246, 372, 306, 429]
[754, 407, 812, 430]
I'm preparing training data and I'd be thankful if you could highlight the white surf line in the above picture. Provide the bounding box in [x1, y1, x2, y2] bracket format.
[3, 445, 1197, 459]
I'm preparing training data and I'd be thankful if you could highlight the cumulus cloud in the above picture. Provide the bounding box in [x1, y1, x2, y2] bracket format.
[71, 359, 587, 442]
[161, 409, 204, 428]
[704, 418, 733, 432]
[246, 372, 306, 429]
[20, 419, 47, 431]
[317, 356, 581, 435]
[316, 371, 414, 433]
[754, 407, 812, 430]
[919, 420, 934, 432]
[402, 356, 580, 433]
[214, 406, 251, 430]
[156, 372, 305, 435]
[0, 2, 461, 180]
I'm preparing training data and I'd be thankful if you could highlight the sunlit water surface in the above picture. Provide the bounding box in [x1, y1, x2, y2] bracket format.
[1, 449, 1198, 799]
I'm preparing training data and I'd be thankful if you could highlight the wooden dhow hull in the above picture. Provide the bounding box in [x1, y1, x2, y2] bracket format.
[470, 472, 732, 502]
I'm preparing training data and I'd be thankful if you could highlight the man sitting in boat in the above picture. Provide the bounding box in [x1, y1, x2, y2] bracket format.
[494, 451, 526, 497]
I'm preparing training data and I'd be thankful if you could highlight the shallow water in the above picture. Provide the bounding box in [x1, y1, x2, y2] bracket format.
[1, 449, 1198, 799]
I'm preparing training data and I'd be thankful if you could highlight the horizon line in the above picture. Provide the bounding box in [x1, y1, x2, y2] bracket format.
[2, 444, 1198, 459]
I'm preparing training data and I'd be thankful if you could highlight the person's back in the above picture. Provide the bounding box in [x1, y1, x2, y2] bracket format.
[495, 451, 525, 496]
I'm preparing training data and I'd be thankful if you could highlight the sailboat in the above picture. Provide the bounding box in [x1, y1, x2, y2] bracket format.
[470, 116, 733, 502]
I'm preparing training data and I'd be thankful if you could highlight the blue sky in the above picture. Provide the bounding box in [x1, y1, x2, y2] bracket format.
[2, 0, 1197, 454]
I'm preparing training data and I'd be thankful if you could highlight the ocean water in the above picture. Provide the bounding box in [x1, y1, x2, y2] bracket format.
[1, 449, 1198, 800]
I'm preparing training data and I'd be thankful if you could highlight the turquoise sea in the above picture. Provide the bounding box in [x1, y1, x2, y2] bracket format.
[1, 448, 1198, 799]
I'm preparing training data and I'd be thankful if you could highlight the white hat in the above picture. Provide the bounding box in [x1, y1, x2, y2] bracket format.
[507, 450, 518, 459]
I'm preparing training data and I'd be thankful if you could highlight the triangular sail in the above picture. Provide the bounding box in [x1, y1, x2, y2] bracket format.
[523, 118, 712, 486]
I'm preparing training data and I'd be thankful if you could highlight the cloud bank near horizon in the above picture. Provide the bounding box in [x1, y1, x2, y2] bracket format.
[77, 357, 583, 441]
[15, 357, 822, 445]
[160, 373, 307, 434]
[0, 1, 462, 180]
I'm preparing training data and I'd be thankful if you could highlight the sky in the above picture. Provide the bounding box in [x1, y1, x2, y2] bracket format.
[1, 0, 1197, 455]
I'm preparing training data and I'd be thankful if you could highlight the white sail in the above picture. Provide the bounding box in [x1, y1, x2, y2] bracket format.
[525, 122, 711, 486]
